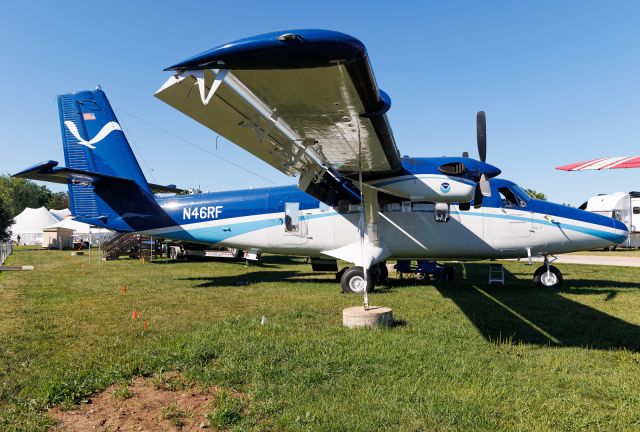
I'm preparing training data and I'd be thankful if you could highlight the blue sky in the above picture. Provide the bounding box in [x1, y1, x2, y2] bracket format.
[1, 1, 638, 205]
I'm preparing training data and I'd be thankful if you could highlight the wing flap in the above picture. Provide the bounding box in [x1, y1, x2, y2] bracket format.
[156, 71, 305, 176]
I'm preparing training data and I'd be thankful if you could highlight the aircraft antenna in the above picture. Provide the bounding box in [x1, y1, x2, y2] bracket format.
[115, 107, 279, 186]
[116, 113, 159, 184]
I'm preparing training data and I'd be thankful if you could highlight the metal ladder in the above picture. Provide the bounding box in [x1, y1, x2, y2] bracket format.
[488, 264, 505, 285]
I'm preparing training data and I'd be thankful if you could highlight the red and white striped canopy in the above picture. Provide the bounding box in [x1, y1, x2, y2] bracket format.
[556, 156, 640, 171]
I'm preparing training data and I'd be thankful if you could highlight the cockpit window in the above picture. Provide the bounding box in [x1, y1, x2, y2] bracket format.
[510, 185, 532, 203]
[498, 187, 527, 208]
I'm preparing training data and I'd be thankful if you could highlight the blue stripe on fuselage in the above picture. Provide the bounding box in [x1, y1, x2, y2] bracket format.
[150, 180, 624, 245]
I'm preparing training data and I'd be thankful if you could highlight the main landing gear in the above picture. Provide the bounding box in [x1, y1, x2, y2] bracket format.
[339, 262, 388, 294]
[533, 256, 563, 289]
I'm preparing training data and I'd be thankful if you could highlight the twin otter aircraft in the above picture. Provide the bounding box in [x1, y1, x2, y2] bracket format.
[17, 29, 627, 292]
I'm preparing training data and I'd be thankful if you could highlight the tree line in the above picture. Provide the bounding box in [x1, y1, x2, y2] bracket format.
[0, 175, 69, 241]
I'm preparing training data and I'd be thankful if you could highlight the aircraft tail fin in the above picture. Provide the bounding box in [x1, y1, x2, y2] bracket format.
[15, 89, 180, 232]
[58, 89, 151, 219]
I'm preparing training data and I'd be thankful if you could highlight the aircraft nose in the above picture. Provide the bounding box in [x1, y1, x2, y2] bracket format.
[590, 212, 628, 246]
[612, 218, 629, 234]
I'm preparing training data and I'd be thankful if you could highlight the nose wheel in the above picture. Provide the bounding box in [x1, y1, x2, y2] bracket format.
[340, 266, 376, 294]
[533, 258, 563, 289]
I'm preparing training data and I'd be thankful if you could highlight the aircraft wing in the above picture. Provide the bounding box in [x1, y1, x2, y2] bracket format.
[155, 29, 402, 187]
[557, 156, 640, 171]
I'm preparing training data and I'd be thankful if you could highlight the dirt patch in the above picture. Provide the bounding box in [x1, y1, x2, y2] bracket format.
[48, 373, 236, 431]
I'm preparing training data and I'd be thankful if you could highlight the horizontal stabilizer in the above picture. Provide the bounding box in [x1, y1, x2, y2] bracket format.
[14, 160, 184, 194]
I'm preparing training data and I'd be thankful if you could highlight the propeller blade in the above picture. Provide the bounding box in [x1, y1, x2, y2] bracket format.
[473, 185, 484, 209]
[477, 111, 486, 162]
[479, 173, 492, 197]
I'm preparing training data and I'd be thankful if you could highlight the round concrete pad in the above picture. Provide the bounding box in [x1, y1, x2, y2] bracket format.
[343, 306, 393, 328]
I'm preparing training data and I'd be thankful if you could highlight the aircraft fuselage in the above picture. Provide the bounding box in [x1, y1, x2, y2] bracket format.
[143, 177, 627, 262]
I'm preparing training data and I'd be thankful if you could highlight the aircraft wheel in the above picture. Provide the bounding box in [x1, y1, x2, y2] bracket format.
[341, 266, 375, 294]
[371, 262, 388, 283]
[533, 265, 563, 289]
[335, 267, 348, 283]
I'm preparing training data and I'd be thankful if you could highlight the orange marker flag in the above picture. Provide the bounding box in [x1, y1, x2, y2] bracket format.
[121, 286, 128, 294]
[143, 320, 148, 333]
[132, 309, 138, 320]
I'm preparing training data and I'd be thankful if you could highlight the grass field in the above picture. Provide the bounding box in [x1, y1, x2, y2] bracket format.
[1, 247, 640, 431]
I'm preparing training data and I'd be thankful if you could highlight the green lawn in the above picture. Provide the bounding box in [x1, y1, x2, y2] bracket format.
[1, 247, 640, 431]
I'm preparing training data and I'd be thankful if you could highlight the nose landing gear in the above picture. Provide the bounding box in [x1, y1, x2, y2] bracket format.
[533, 256, 563, 288]
[339, 262, 387, 294]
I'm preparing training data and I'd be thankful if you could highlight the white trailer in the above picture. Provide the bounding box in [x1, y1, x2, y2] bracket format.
[582, 192, 640, 247]
[167, 242, 243, 260]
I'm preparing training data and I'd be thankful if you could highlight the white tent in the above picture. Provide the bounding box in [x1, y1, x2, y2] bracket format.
[11, 207, 59, 245]
[49, 208, 72, 221]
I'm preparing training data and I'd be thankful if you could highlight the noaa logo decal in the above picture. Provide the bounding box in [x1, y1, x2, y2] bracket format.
[440, 182, 451, 193]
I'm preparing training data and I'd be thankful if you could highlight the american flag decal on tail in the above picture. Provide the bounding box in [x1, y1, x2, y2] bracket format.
[556, 156, 640, 171]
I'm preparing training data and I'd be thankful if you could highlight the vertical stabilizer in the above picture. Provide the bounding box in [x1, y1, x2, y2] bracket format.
[58, 89, 150, 218]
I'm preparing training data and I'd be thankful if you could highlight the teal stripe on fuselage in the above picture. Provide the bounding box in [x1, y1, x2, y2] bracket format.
[155, 208, 625, 246]
[157, 211, 338, 244]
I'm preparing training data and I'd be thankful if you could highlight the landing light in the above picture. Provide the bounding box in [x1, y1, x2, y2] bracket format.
[278, 33, 301, 41]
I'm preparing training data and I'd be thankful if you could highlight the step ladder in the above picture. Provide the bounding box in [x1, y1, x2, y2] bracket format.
[488, 264, 505, 285]
[101, 233, 140, 260]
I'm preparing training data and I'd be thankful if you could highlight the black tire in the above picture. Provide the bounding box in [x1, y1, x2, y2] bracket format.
[533, 265, 563, 289]
[341, 266, 375, 294]
[372, 262, 389, 283]
[335, 267, 348, 283]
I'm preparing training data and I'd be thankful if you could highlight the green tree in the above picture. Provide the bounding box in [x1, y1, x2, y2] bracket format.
[0, 175, 66, 217]
[46, 191, 69, 210]
[0, 194, 13, 242]
[525, 189, 547, 200]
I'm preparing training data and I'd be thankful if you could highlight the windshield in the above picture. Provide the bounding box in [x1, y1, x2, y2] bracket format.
[510, 184, 532, 203]
[498, 185, 530, 208]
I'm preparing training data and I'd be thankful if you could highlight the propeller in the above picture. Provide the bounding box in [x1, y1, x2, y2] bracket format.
[477, 111, 486, 163]
[474, 111, 491, 208]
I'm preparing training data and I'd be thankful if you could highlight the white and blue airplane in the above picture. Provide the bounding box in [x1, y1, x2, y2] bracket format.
[16, 29, 627, 293]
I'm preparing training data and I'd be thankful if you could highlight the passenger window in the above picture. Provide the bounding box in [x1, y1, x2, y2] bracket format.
[498, 187, 526, 208]
[284, 202, 299, 232]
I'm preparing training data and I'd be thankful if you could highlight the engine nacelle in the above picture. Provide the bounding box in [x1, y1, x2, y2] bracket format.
[368, 174, 476, 202]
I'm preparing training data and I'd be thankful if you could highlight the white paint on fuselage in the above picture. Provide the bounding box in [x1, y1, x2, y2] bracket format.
[142, 204, 626, 263]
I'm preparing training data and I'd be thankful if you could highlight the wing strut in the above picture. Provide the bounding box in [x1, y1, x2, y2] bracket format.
[193, 69, 228, 105]
[358, 128, 369, 310]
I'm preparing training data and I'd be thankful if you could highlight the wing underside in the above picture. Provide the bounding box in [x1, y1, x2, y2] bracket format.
[155, 29, 402, 187]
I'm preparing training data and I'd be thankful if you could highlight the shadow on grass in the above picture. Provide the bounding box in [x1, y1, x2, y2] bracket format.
[436, 263, 640, 351]
[179, 270, 336, 288]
